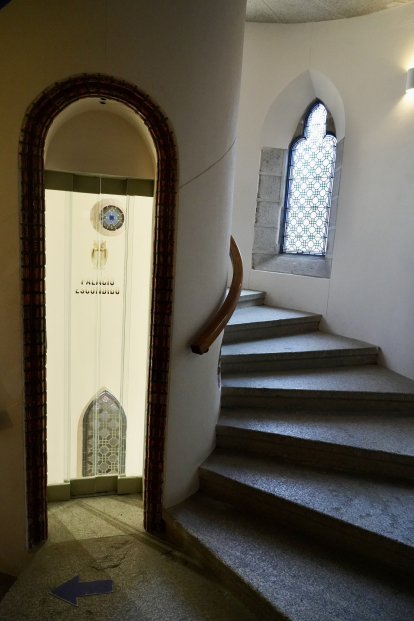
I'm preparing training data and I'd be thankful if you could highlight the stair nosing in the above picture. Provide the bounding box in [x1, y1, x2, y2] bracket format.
[221, 347, 379, 362]
[226, 316, 321, 330]
[216, 423, 414, 466]
[236, 291, 266, 300]
[222, 385, 414, 401]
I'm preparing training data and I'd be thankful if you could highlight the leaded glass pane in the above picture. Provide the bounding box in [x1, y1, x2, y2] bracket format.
[283, 103, 337, 256]
[82, 390, 126, 477]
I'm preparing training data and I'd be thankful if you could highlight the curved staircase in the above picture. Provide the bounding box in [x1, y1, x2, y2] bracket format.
[164, 290, 414, 620]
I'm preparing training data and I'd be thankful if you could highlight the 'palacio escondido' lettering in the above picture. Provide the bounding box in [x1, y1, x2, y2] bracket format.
[76, 279, 120, 295]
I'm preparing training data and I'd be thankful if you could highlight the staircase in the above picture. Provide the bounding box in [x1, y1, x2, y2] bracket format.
[164, 290, 414, 621]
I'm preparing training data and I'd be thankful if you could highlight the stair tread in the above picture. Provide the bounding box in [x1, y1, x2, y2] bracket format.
[218, 409, 414, 459]
[201, 450, 414, 548]
[222, 331, 378, 359]
[166, 493, 414, 621]
[227, 305, 320, 327]
[238, 289, 266, 300]
[222, 364, 414, 397]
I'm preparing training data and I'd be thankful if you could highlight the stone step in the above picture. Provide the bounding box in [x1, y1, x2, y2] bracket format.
[223, 305, 321, 344]
[164, 493, 414, 621]
[217, 409, 414, 480]
[222, 365, 414, 412]
[235, 289, 266, 309]
[199, 450, 414, 576]
[222, 331, 378, 373]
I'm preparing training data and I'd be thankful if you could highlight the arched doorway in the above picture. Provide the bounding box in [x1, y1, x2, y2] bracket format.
[20, 74, 177, 548]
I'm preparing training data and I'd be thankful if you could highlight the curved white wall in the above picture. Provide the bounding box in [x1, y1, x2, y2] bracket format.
[232, 5, 414, 382]
[0, 0, 246, 575]
[46, 108, 155, 178]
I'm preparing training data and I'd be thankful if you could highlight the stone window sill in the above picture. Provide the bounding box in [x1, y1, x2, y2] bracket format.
[252, 252, 332, 278]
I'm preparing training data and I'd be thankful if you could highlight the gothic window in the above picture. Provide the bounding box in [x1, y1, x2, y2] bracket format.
[82, 390, 127, 477]
[282, 102, 337, 256]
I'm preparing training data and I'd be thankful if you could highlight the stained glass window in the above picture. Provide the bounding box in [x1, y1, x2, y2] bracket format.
[283, 102, 337, 256]
[82, 390, 126, 477]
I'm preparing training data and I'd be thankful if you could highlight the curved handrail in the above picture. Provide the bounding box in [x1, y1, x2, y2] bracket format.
[191, 236, 243, 355]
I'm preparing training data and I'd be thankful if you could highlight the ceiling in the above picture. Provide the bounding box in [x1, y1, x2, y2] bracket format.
[1, 0, 410, 23]
[246, 0, 414, 23]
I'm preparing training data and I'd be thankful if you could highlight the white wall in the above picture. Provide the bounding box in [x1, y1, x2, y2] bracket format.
[0, 0, 246, 575]
[232, 5, 414, 379]
[46, 108, 155, 179]
[46, 190, 153, 483]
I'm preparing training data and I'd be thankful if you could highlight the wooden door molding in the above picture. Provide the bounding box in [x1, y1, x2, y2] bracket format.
[20, 73, 177, 547]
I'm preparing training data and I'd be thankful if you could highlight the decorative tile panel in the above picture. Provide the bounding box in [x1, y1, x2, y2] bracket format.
[82, 391, 126, 477]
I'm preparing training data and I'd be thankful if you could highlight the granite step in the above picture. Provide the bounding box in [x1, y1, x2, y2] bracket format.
[235, 289, 266, 309]
[223, 305, 321, 344]
[222, 365, 414, 412]
[216, 409, 414, 480]
[164, 493, 414, 621]
[199, 449, 414, 575]
[222, 331, 379, 372]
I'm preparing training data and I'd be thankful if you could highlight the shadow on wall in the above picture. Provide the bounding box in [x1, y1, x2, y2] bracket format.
[260, 69, 345, 148]
[0, 411, 12, 431]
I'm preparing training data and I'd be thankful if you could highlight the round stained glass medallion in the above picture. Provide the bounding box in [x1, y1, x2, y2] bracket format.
[100, 205, 125, 231]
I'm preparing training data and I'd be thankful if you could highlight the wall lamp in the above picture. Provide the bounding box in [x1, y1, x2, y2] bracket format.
[406, 68, 414, 91]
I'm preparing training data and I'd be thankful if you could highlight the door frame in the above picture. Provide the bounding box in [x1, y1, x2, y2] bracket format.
[20, 73, 177, 548]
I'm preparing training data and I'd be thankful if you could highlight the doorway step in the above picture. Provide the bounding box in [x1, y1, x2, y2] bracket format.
[164, 290, 414, 621]
[47, 475, 142, 502]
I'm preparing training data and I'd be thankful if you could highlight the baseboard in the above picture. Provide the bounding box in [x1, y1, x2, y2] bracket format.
[47, 475, 142, 502]
[47, 482, 70, 502]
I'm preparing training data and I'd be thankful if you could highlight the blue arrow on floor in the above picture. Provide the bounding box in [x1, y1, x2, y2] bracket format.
[51, 574, 113, 606]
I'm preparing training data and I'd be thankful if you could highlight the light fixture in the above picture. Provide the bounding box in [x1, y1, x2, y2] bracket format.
[406, 68, 414, 91]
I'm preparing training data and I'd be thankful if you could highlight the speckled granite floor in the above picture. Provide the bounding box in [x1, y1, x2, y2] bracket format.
[0, 495, 255, 620]
[165, 493, 414, 621]
[0, 573, 15, 604]
[47, 493, 145, 543]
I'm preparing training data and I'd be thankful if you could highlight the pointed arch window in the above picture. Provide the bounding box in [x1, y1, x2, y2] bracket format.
[82, 390, 127, 477]
[282, 102, 337, 256]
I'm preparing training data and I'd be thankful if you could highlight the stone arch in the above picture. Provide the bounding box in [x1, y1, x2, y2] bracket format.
[20, 73, 177, 547]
